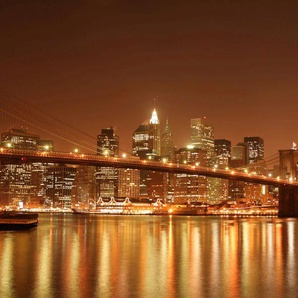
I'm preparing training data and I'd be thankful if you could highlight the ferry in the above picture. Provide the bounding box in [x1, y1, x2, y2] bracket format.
[0, 211, 38, 230]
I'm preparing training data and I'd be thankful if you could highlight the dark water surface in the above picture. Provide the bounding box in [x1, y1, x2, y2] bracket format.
[0, 214, 297, 298]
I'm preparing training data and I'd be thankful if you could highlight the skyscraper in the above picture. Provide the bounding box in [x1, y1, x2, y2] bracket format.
[132, 107, 161, 199]
[244, 136, 264, 164]
[96, 127, 119, 198]
[190, 118, 218, 202]
[149, 108, 161, 157]
[132, 108, 161, 159]
[161, 119, 175, 161]
[214, 139, 231, 201]
[190, 117, 215, 162]
[97, 127, 119, 156]
[174, 146, 207, 203]
[214, 139, 231, 169]
[132, 124, 150, 159]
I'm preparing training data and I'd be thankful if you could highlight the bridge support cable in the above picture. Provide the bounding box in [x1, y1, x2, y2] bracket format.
[0, 87, 132, 156]
[0, 88, 97, 152]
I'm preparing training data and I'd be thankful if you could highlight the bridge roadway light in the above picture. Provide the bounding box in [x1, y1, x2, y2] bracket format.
[122, 153, 127, 158]
[74, 148, 79, 153]
[6, 142, 12, 148]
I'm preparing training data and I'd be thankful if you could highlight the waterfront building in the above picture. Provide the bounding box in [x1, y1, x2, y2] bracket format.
[96, 127, 119, 198]
[0, 128, 53, 206]
[73, 166, 96, 205]
[45, 165, 77, 208]
[147, 171, 165, 201]
[118, 168, 140, 199]
[174, 147, 207, 203]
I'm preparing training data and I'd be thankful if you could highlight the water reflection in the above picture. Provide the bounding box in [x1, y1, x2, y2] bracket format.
[0, 215, 298, 297]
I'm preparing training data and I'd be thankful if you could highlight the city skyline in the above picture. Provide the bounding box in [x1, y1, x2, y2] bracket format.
[1, 2, 298, 157]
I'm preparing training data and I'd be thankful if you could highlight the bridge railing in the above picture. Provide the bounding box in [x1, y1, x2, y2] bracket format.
[0, 147, 297, 186]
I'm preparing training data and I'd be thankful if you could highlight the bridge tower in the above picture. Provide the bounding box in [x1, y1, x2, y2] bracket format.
[278, 184, 298, 217]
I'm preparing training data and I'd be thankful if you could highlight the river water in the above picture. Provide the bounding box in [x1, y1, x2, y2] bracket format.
[0, 214, 297, 298]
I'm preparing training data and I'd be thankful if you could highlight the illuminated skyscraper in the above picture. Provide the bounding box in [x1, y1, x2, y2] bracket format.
[45, 165, 77, 208]
[97, 127, 119, 156]
[132, 124, 150, 159]
[149, 108, 161, 157]
[244, 136, 264, 164]
[190, 118, 219, 202]
[213, 139, 231, 201]
[214, 139, 231, 169]
[96, 127, 119, 198]
[132, 107, 161, 198]
[174, 147, 207, 203]
[132, 108, 161, 159]
[118, 168, 140, 199]
[190, 117, 215, 162]
[161, 119, 175, 161]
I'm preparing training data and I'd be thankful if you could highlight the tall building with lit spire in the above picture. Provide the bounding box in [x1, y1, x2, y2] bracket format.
[149, 108, 161, 157]
[132, 106, 161, 159]
[132, 104, 161, 199]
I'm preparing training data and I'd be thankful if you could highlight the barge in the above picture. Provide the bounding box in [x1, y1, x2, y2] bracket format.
[0, 211, 38, 230]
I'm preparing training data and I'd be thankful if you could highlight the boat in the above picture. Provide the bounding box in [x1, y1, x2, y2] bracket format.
[72, 208, 90, 214]
[0, 211, 38, 230]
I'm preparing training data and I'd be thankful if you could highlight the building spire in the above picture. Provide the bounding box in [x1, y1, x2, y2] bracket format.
[163, 118, 171, 134]
[150, 99, 159, 124]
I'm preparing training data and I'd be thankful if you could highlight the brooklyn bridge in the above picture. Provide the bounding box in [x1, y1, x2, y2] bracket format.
[0, 88, 297, 217]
